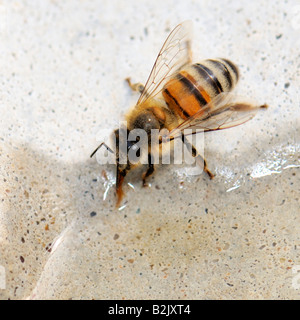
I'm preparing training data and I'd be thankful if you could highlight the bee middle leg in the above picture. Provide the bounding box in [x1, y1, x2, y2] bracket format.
[181, 134, 215, 179]
[142, 153, 155, 187]
[125, 77, 145, 94]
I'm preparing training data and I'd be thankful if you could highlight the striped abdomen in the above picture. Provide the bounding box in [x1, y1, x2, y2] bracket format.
[162, 58, 239, 120]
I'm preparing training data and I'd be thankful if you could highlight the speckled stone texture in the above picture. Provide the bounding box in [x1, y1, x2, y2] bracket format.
[0, 0, 299, 300]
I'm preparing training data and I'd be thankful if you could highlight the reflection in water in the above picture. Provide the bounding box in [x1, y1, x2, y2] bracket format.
[250, 144, 299, 178]
[224, 143, 300, 192]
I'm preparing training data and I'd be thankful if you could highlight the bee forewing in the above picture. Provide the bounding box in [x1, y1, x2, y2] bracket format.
[137, 20, 193, 105]
[168, 92, 261, 139]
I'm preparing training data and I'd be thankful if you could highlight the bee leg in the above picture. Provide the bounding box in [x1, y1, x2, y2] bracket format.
[181, 135, 215, 179]
[142, 153, 155, 187]
[116, 162, 131, 208]
[200, 156, 215, 180]
[125, 77, 145, 94]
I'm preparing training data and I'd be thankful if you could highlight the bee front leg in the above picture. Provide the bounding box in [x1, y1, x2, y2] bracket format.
[142, 153, 155, 187]
[182, 134, 215, 179]
[116, 162, 131, 208]
[125, 77, 145, 94]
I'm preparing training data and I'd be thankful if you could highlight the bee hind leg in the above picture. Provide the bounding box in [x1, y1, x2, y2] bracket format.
[182, 134, 215, 179]
[125, 77, 145, 94]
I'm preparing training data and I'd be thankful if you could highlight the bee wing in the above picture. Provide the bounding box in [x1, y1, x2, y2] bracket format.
[167, 92, 262, 139]
[137, 20, 193, 105]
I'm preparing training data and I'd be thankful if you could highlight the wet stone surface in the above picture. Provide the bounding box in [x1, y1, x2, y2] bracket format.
[0, 0, 299, 299]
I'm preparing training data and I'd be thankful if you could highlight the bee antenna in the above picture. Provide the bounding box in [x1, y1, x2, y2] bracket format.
[90, 142, 113, 158]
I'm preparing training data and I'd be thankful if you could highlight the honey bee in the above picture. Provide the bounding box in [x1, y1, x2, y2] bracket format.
[91, 21, 267, 207]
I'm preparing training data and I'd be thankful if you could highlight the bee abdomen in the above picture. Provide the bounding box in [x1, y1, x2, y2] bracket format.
[162, 58, 239, 120]
[194, 58, 239, 94]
